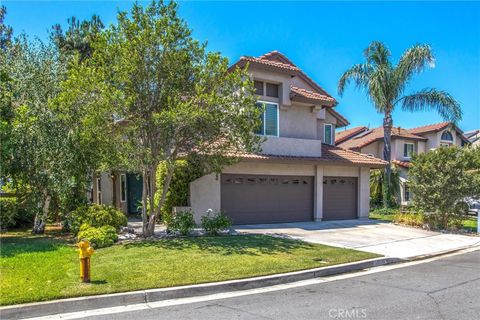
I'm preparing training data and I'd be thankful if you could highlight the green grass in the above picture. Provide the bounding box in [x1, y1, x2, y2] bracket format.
[0, 230, 378, 306]
[369, 212, 395, 222]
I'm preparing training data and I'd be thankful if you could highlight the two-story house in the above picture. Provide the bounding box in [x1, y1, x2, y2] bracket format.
[336, 122, 469, 205]
[188, 51, 386, 224]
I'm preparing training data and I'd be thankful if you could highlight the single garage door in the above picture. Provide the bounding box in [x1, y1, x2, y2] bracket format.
[221, 174, 314, 224]
[323, 177, 357, 220]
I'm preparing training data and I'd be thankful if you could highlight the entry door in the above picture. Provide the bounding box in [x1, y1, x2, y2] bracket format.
[221, 174, 314, 225]
[323, 177, 357, 220]
[127, 174, 143, 214]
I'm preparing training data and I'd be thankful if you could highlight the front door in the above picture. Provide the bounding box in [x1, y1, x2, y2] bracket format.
[127, 173, 143, 214]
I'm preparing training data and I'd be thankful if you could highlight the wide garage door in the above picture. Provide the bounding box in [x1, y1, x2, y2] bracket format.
[221, 174, 314, 224]
[323, 177, 357, 220]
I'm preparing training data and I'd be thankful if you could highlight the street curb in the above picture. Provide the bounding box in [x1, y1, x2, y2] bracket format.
[0, 256, 402, 320]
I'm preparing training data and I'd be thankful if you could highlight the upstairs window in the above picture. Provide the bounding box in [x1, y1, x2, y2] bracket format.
[254, 81, 264, 95]
[253, 81, 279, 98]
[441, 130, 453, 141]
[255, 101, 278, 136]
[323, 124, 333, 145]
[266, 83, 279, 98]
[403, 143, 414, 159]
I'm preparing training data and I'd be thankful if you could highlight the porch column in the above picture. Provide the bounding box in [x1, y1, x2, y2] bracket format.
[358, 167, 370, 218]
[314, 165, 324, 221]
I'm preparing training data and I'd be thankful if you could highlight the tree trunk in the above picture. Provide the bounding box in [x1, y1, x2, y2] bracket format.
[382, 111, 393, 208]
[141, 169, 150, 237]
[32, 190, 51, 234]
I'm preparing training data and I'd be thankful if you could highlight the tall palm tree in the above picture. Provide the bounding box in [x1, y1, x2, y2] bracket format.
[338, 41, 461, 208]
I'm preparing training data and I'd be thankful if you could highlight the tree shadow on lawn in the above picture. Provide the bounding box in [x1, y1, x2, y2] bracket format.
[0, 233, 72, 258]
[123, 235, 315, 256]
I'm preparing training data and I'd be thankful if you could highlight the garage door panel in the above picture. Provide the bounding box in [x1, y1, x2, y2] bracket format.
[323, 177, 357, 220]
[221, 174, 313, 224]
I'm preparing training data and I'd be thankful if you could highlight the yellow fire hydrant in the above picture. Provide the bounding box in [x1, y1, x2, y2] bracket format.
[78, 240, 94, 283]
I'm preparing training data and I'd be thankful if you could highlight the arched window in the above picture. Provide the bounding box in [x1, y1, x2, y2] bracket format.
[441, 131, 453, 141]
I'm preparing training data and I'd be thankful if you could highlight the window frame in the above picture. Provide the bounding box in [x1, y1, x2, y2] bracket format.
[323, 123, 334, 145]
[96, 177, 102, 205]
[403, 143, 414, 159]
[404, 183, 411, 202]
[440, 130, 453, 142]
[120, 174, 127, 203]
[256, 100, 279, 137]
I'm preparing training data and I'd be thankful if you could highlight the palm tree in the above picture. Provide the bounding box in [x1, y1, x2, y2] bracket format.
[338, 41, 461, 208]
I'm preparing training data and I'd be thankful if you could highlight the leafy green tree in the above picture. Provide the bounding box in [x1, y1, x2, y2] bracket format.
[4, 36, 72, 233]
[338, 42, 461, 208]
[50, 15, 104, 62]
[409, 147, 480, 229]
[62, 1, 261, 237]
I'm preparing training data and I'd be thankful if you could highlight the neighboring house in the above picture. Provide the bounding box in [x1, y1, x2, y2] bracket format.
[92, 50, 387, 224]
[188, 51, 386, 224]
[336, 121, 469, 205]
[464, 129, 480, 147]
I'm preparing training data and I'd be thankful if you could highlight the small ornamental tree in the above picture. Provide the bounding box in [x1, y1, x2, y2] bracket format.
[409, 147, 480, 229]
[63, 1, 262, 237]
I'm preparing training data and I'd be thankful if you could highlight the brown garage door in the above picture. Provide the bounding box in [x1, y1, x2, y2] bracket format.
[221, 174, 314, 224]
[323, 177, 357, 220]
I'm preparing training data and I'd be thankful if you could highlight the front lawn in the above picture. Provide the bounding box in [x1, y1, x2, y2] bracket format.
[0, 229, 378, 306]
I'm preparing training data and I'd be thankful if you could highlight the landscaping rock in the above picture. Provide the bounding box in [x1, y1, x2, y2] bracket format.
[118, 233, 137, 241]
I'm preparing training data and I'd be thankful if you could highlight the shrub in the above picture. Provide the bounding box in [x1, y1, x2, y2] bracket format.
[77, 224, 118, 248]
[409, 147, 479, 229]
[67, 204, 127, 235]
[172, 210, 196, 235]
[201, 210, 232, 235]
[370, 207, 400, 217]
[156, 159, 204, 217]
[393, 212, 424, 227]
[0, 197, 34, 229]
[0, 198, 17, 229]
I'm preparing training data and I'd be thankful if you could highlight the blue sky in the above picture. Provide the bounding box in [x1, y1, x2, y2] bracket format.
[3, 1, 480, 131]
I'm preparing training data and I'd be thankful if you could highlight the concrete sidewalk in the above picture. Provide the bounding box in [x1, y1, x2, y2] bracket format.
[235, 220, 480, 259]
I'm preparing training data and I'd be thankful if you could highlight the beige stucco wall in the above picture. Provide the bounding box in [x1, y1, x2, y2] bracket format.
[189, 173, 221, 223]
[317, 109, 338, 142]
[360, 141, 382, 158]
[279, 104, 318, 140]
[358, 167, 370, 218]
[189, 161, 371, 223]
[261, 136, 322, 157]
[92, 172, 129, 213]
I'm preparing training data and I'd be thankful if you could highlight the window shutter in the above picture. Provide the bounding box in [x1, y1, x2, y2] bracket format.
[265, 103, 278, 136]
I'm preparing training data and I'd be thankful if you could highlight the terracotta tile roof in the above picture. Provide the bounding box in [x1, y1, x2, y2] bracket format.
[237, 56, 299, 72]
[231, 50, 336, 104]
[234, 144, 387, 167]
[392, 159, 412, 168]
[290, 86, 335, 103]
[335, 126, 368, 144]
[338, 126, 427, 150]
[408, 122, 451, 134]
[408, 121, 469, 143]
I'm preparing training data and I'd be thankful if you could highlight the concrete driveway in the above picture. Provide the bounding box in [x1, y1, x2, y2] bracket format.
[235, 220, 480, 259]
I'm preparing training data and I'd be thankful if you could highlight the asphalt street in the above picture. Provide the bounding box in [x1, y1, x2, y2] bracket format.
[80, 250, 479, 320]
